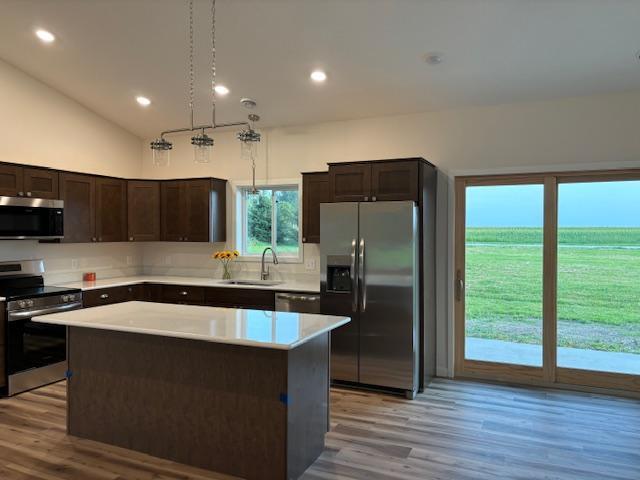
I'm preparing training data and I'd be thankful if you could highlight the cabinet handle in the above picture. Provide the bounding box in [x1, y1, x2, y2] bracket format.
[179, 291, 188, 296]
[372, 195, 377, 201]
[302, 237, 306, 242]
[184, 237, 188, 241]
[98, 237, 102, 242]
[100, 293, 109, 299]
[18, 191, 24, 197]
[364, 196, 368, 201]
[92, 237, 97, 242]
[129, 236, 134, 241]
[26, 191, 32, 197]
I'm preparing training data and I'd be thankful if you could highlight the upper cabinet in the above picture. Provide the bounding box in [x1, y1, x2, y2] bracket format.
[302, 172, 331, 244]
[160, 178, 226, 242]
[329, 163, 371, 202]
[127, 180, 160, 241]
[328, 159, 423, 203]
[60, 173, 96, 243]
[60, 173, 126, 243]
[0, 164, 59, 199]
[95, 177, 127, 242]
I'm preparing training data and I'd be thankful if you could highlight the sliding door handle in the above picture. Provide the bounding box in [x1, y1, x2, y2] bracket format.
[359, 238, 366, 312]
[455, 270, 465, 302]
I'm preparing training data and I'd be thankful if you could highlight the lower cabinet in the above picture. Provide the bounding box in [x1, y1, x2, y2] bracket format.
[81, 283, 277, 311]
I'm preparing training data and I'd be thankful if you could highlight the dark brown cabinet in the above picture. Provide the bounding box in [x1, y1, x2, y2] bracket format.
[302, 172, 331, 243]
[23, 168, 59, 199]
[328, 163, 371, 202]
[204, 287, 275, 310]
[61, 173, 127, 243]
[161, 285, 205, 305]
[0, 164, 24, 197]
[161, 178, 226, 242]
[371, 160, 419, 201]
[60, 173, 96, 243]
[127, 180, 160, 241]
[0, 164, 59, 199]
[327, 159, 423, 203]
[83, 286, 131, 308]
[95, 178, 127, 242]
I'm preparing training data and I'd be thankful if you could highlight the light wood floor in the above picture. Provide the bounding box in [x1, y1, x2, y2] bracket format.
[0, 379, 639, 479]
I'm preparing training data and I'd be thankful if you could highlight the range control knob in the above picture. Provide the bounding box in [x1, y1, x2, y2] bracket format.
[26, 299, 35, 307]
[18, 300, 26, 309]
[62, 295, 70, 302]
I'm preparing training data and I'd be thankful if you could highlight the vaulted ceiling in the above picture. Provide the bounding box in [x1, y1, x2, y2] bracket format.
[1, 0, 640, 138]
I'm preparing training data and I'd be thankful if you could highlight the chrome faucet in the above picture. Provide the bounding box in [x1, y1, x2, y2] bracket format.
[261, 247, 279, 280]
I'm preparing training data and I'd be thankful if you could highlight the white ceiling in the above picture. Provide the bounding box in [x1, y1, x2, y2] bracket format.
[1, 0, 640, 138]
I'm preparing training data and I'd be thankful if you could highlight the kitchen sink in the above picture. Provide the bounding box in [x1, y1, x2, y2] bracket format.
[219, 279, 284, 286]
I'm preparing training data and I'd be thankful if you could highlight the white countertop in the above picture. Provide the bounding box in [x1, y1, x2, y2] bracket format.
[51, 275, 320, 293]
[33, 301, 348, 350]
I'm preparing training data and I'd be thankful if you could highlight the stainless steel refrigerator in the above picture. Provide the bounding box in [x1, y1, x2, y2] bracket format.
[320, 201, 419, 398]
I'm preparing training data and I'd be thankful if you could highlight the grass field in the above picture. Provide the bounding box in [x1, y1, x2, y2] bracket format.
[246, 240, 299, 255]
[465, 227, 640, 354]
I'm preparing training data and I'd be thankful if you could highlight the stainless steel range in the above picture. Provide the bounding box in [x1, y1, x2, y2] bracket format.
[1, 259, 82, 396]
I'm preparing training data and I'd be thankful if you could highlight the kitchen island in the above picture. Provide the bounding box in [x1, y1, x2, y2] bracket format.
[33, 301, 349, 480]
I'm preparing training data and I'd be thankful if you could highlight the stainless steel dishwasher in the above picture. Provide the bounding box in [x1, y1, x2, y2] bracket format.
[275, 292, 321, 314]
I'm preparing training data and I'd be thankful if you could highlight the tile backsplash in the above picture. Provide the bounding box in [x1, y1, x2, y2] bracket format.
[0, 241, 320, 285]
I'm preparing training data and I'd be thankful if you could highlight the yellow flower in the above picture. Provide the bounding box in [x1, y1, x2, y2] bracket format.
[233, 250, 239, 257]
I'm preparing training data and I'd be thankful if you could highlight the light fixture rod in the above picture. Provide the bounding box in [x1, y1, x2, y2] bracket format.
[160, 121, 249, 138]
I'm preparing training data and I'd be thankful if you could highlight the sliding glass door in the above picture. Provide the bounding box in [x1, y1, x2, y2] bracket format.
[464, 184, 544, 367]
[455, 172, 640, 393]
[557, 180, 640, 376]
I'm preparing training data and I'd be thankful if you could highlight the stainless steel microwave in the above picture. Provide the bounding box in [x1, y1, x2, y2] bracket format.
[0, 196, 64, 240]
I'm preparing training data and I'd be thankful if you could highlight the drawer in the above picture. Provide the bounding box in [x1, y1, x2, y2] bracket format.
[204, 287, 275, 311]
[142, 284, 163, 303]
[83, 286, 130, 308]
[161, 285, 205, 305]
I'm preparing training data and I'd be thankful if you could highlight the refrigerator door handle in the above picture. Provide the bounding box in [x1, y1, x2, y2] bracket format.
[351, 238, 358, 312]
[359, 237, 366, 312]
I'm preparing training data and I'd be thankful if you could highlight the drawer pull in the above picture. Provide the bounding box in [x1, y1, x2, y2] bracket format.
[179, 291, 188, 296]
[99, 293, 109, 299]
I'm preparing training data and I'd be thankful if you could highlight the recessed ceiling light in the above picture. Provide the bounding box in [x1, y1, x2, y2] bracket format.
[214, 85, 229, 95]
[424, 53, 443, 65]
[310, 70, 327, 83]
[35, 29, 55, 43]
[136, 96, 151, 107]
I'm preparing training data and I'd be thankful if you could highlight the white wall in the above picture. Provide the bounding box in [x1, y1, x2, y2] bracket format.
[0, 58, 144, 282]
[141, 89, 640, 376]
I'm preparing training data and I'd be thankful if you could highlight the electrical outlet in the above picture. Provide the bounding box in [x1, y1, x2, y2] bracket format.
[126, 255, 133, 266]
[71, 259, 79, 270]
[305, 258, 317, 271]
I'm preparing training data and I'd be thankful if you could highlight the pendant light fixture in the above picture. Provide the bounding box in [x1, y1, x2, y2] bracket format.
[150, 0, 262, 167]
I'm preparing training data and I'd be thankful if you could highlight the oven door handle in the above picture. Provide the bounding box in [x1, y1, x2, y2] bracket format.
[7, 302, 83, 321]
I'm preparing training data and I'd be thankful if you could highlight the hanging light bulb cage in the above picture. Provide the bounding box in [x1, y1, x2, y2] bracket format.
[191, 132, 215, 148]
[236, 128, 261, 143]
[192, 132, 214, 164]
[150, 137, 173, 167]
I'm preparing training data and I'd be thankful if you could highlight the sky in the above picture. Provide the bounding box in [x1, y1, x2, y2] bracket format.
[466, 181, 640, 227]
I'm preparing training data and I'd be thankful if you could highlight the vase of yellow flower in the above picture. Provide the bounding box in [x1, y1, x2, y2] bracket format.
[212, 250, 239, 280]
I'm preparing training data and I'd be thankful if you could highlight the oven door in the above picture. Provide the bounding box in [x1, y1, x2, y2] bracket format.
[0, 197, 64, 239]
[6, 310, 72, 395]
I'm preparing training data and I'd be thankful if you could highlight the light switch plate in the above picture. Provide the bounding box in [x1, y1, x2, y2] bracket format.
[305, 258, 317, 271]
[126, 256, 133, 266]
[71, 259, 79, 270]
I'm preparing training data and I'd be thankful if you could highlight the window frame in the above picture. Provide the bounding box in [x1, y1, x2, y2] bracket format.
[233, 179, 303, 263]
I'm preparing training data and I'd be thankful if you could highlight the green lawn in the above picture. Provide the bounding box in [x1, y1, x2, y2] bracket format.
[246, 240, 299, 256]
[465, 227, 640, 353]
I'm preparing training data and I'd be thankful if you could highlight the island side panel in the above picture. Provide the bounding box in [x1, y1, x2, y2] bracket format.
[67, 327, 288, 480]
[286, 333, 330, 480]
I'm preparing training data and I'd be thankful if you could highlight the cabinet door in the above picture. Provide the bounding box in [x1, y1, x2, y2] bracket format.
[371, 160, 419, 201]
[302, 172, 330, 243]
[95, 177, 127, 242]
[127, 180, 160, 241]
[184, 179, 211, 242]
[60, 173, 95, 243]
[329, 163, 371, 202]
[83, 287, 130, 307]
[160, 181, 186, 241]
[23, 168, 59, 199]
[210, 178, 227, 242]
[0, 164, 24, 197]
